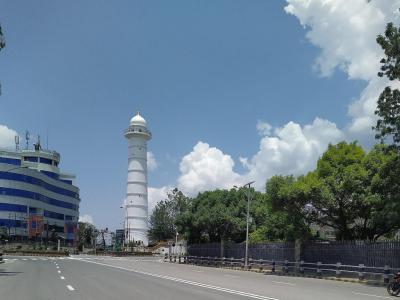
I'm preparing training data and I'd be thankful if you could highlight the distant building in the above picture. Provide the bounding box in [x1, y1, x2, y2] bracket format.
[0, 136, 80, 245]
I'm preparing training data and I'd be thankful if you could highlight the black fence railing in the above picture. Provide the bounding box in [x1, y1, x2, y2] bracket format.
[301, 240, 400, 268]
[187, 240, 400, 269]
[166, 254, 398, 284]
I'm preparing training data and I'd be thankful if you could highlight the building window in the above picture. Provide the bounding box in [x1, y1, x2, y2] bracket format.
[24, 156, 38, 163]
[0, 187, 79, 211]
[0, 157, 21, 166]
[0, 171, 78, 199]
[40, 157, 53, 165]
[0, 203, 27, 213]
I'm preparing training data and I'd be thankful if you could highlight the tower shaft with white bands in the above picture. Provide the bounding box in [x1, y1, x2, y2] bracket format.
[124, 112, 151, 246]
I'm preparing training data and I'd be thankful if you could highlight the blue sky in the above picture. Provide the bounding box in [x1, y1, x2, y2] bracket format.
[0, 1, 395, 229]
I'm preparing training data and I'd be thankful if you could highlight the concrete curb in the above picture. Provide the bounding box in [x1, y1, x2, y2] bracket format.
[168, 262, 386, 287]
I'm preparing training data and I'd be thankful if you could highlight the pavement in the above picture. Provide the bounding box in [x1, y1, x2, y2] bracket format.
[0, 254, 394, 300]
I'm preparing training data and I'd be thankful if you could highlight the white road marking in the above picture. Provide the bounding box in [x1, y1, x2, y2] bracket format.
[60, 276, 65, 280]
[77, 259, 279, 300]
[352, 292, 391, 299]
[57, 270, 61, 274]
[32, 258, 37, 261]
[271, 281, 296, 286]
[22, 258, 28, 261]
[224, 274, 239, 278]
[66, 285, 75, 291]
[56, 266, 59, 269]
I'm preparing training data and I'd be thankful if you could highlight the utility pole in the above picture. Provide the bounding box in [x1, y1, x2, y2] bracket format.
[242, 181, 255, 269]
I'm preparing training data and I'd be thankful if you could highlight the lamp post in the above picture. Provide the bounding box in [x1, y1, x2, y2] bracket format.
[235, 181, 255, 269]
[120, 204, 128, 249]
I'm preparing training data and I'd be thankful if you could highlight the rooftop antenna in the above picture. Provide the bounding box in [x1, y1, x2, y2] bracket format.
[34, 135, 42, 151]
[25, 131, 30, 150]
[14, 135, 19, 151]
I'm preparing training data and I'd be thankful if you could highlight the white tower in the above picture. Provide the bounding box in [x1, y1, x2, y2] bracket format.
[124, 112, 152, 246]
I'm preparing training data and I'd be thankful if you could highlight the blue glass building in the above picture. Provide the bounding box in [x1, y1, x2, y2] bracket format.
[0, 145, 80, 245]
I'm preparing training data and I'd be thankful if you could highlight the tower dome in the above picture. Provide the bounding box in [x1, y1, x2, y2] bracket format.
[130, 112, 146, 127]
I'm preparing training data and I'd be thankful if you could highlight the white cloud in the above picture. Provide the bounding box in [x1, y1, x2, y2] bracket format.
[0, 125, 19, 149]
[285, 0, 400, 143]
[256, 120, 272, 136]
[147, 151, 158, 171]
[148, 186, 170, 212]
[177, 142, 242, 196]
[241, 118, 344, 190]
[79, 214, 94, 224]
[150, 118, 343, 197]
[148, 1, 400, 207]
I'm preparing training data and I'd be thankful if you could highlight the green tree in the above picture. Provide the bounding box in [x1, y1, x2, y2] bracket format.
[363, 145, 400, 239]
[148, 188, 189, 242]
[77, 222, 96, 249]
[289, 142, 400, 240]
[260, 175, 311, 242]
[375, 22, 400, 148]
[177, 188, 258, 244]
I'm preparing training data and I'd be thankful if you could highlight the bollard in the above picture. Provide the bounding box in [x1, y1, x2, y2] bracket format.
[300, 260, 304, 275]
[222, 257, 226, 267]
[335, 262, 342, 277]
[230, 257, 234, 268]
[384, 265, 390, 284]
[259, 259, 264, 272]
[178, 255, 181, 263]
[248, 258, 253, 270]
[358, 264, 365, 281]
[169, 255, 172, 263]
[272, 261, 276, 273]
[317, 262, 322, 277]
[284, 260, 289, 273]
[174, 255, 176, 263]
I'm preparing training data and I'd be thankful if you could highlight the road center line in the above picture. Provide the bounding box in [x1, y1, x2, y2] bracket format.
[77, 259, 279, 300]
[60, 276, 65, 280]
[57, 270, 61, 274]
[352, 292, 391, 299]
[66, 285, 75, 291]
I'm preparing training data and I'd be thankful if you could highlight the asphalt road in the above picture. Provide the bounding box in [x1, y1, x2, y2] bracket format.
[0, 254, 393, 300]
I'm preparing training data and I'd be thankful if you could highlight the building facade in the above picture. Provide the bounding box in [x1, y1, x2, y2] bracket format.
[123, 112, 151, 246]
[0, 144, 80, 245]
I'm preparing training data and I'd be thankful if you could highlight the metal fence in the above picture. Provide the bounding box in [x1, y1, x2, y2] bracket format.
[301, 240, 400, 268]
[166, 254, 397, 284]
[187, 240, 400, 268]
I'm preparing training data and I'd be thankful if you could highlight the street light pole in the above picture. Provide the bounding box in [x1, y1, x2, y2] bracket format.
[243, 181, 255, 269]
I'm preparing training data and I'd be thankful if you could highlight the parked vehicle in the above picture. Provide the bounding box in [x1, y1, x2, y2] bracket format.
[387, 272, 400, 296]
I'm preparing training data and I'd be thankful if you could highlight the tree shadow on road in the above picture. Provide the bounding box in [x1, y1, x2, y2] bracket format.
[0, 268, 22, 276]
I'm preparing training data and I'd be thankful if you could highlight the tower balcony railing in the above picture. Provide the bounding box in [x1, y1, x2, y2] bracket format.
[124, 126, 152, 138]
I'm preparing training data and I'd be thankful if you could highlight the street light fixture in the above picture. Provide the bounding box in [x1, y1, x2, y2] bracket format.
[235, 181, 255, 269]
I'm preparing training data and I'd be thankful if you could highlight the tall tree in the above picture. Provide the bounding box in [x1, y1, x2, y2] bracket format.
[77, 222, 96, 249]
[177, 188, 259, 244]
[259, 175, 311, 242]
[375, 23, 400, 148]
[148, 188, 189, 242]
